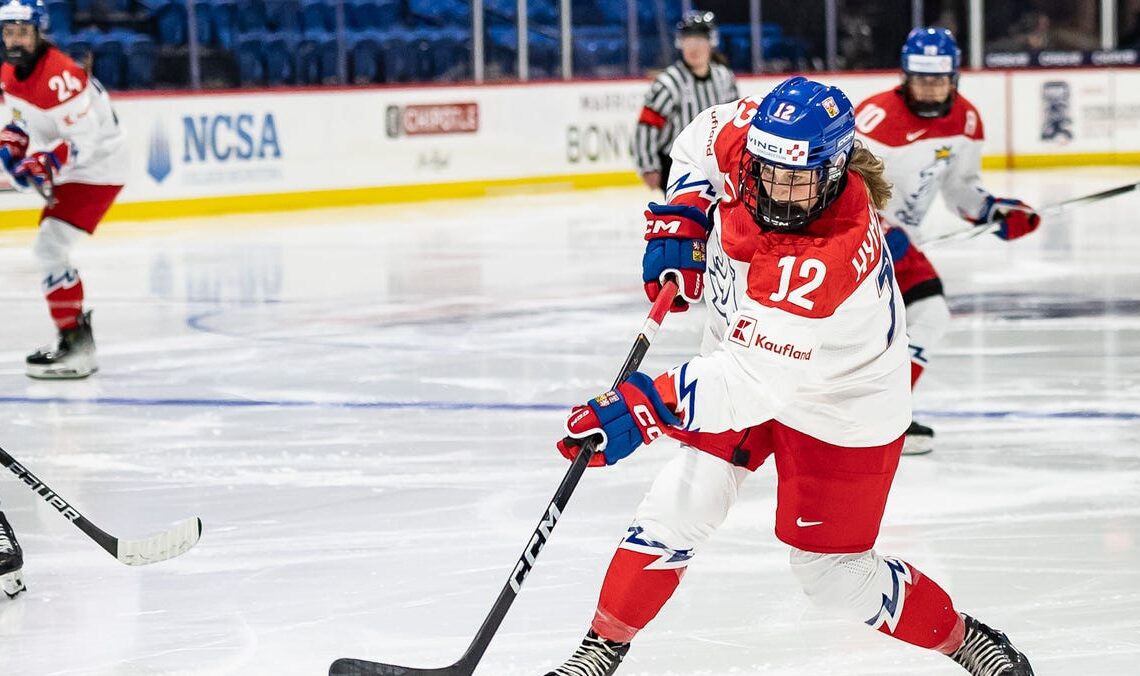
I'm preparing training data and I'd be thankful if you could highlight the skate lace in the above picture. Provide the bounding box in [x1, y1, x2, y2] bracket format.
[950, 622, 1017, 676]
[0, 528, 13, 555]
[552, 634, 626, 676]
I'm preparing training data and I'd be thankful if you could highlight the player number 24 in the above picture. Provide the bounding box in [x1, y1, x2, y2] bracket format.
[770, 256, 826, 310]
[49, 70, 83, 103]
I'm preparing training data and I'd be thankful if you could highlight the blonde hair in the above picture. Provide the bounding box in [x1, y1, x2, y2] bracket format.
[847, 140, 892, 210]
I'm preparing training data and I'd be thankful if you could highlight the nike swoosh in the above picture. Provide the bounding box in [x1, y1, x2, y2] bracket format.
[905, 129, 928, 142]
[796, 517, 824, 527]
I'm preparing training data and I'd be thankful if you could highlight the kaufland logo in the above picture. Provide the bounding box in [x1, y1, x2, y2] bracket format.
[728, 314, 813, 361]
[746, 128, 809, 166]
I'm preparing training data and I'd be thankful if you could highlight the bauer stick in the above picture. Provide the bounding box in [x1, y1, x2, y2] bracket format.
[0, 445, 202, 566]
[329, 279, 681, 676]
[924, 179, 1140, 246]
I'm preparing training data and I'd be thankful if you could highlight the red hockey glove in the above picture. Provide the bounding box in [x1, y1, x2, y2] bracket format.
[985, 197, 1040, 241]
[0, 123, 28, 173]
[643, 202, 710, 312]
[556, 372, 679, 467]
[14, 151, 61, 188]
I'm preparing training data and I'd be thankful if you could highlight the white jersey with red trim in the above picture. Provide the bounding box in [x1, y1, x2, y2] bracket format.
[658, 97, 911, 446]
[1, 46, 127, 187]
[854, 88, 990, 237]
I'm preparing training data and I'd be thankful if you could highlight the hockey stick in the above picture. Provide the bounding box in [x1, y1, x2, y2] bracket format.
[924, 180, 1140, 246]
[0, 445, 202, 566]
[329, 279, 681, 676]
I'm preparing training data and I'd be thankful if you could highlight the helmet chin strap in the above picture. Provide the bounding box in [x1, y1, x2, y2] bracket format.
[902, 76, 957, 118]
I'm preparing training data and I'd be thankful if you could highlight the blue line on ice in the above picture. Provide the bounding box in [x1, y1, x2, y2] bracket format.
[0, 396, 1136, 420]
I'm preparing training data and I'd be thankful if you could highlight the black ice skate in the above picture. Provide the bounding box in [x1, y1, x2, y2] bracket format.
[948, 613, 1034, 675]
[902, 419, 934, 455]
[0, 511, 26, 599]
[26, 310, 97, 379]
[545, 630, 630, 676]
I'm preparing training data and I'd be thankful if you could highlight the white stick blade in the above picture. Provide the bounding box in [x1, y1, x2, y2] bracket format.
[116, 517, 203, 566]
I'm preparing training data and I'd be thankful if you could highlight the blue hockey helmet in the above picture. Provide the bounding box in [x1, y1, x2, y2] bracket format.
[739, 76, 856, 232]
[675, 10, 719, 49]
[900, 27, 960, 117]
[0, 0, 48, 33]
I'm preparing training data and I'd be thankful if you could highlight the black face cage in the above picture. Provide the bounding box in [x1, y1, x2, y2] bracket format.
[738, 152, 846, 232]
[903, 74, 959, 118]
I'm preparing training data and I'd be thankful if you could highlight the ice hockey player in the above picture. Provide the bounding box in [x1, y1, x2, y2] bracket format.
[0, 0, 127, 379]
[855, 27, 1040, 454]
[0, 507, 26, 598]
[633, 10, 737, 194]
[545, 77, 1034, 676]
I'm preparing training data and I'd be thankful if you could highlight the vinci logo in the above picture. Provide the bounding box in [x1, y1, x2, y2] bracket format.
[746, 128, 809, 166]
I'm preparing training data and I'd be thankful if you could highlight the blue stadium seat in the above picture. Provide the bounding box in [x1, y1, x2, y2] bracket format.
[349, 32, 381, 83]
[407, 0, 469, 29]
[375, 0, 400, 28]
[236, 0, 268, 33]
[300, 0, 331, 33]
[236, 31, 267, 86]
[422, 27, 470, 81]
[211, 0, 238, 49]
[61, 28, 100, 65]
[153, 1, 187, 45]
[122, 33, 156, 89]
[346, 0, 379, 30]
[529, 0, 559, 29]
[528, 29, 560, 78]
[376, 32, 411, 82]
[483, 0, 516, 27]
[192, 0, 213, 46]
[265, 0, 301, 33]
[572, 26, 627, 77]
[46, 1, 71, 36]
[91, 31, 126, 90]
[317, 33, 344, 84]
[72, 0, 94, 12]
[294, 33, 324, 84]
[264, 34, 297, 85]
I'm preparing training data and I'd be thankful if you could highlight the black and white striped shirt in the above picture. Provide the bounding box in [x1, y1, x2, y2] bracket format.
[633, 60, 738, 175]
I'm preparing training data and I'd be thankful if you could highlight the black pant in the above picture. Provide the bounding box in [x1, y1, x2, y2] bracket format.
[657, 152, 672, 195]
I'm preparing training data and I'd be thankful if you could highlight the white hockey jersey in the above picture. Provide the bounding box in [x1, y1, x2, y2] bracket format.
[656, 97, 911, 447]
[854, 88, 990, 237]
[1, 46, 127, 187]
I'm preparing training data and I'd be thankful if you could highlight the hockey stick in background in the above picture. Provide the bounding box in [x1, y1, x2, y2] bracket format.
[924, 179, 1140, 246]
[0, 445, 202, 566]
[329, 279, 681, 676]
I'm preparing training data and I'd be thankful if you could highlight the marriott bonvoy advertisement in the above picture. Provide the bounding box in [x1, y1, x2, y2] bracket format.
[0, 67, 1135, 212]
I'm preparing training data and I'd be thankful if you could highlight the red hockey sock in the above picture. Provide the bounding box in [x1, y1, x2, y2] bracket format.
[46, 274, 84, 330]
[910, 361, 925, 388]
[591, 548, 686, 643]
[873, 561, 964, 653]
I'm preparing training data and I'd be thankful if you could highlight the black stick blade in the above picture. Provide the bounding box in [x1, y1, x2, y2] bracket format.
[328, 658, 469, 676]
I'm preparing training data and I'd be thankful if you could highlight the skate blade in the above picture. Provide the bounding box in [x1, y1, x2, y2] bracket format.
[1, 570, 26, 599]
[26, 362, 98, 380]
[902, 436, 934, 456]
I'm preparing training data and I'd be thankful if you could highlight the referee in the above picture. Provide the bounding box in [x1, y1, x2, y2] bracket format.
[633, 11, 738, 193]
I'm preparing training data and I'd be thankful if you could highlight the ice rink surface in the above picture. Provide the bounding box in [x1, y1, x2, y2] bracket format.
[0, 167, 1138, 675]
